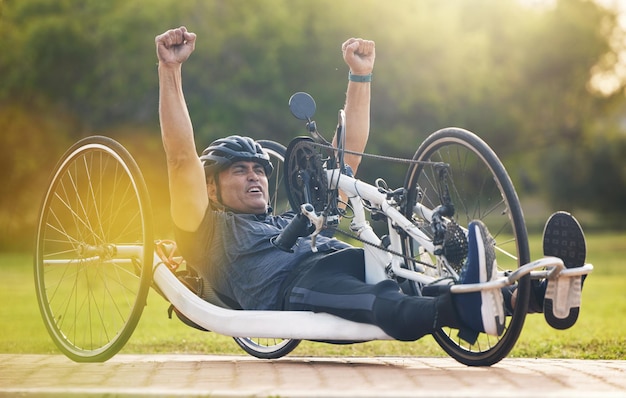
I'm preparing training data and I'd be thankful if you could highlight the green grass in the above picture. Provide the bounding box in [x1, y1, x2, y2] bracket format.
[2, 232, 624, 359]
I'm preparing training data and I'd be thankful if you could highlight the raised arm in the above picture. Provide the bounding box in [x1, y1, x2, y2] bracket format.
[156, 26, 208, 232]
[338, 38, 376, 175]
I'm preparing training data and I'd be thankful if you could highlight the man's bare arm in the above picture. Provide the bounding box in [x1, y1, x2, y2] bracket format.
[156, 27, 208, 232]
[338, 38, 375, 175]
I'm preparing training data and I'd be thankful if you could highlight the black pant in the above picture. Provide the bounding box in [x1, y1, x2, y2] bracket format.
[283, 248, 458, 341]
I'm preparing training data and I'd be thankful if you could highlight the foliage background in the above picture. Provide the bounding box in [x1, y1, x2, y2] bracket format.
[2, 0, 626, 249]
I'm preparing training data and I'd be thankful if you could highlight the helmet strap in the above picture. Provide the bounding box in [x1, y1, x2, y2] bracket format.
[206, 173, 225, 211]
[214, 173, 222, 204]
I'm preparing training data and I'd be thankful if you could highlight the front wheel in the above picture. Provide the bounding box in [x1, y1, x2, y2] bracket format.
[34, 136, 153, 362]
[403, 128, 530, 366]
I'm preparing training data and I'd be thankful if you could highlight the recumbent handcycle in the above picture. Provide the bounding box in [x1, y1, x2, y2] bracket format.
[34, 92, 592, 366]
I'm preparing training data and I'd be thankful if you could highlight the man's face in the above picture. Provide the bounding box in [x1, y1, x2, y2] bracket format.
[211, 161, 269, 214]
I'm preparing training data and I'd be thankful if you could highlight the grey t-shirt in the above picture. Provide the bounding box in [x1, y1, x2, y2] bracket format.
[175, 209, 349, 310]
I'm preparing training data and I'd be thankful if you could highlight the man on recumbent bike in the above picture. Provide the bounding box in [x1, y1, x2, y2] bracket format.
[155, 26, 587, 343]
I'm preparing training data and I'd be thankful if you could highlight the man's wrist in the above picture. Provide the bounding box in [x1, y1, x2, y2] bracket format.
[158, 60, 184, 69]
[348, 71, 373, 83]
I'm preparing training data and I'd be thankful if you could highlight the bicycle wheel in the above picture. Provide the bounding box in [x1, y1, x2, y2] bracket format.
[232, 140, 301, 359]
[34, 136, 153, 362]
[402, 127, 530, 366]
[234, 336, 301, 359]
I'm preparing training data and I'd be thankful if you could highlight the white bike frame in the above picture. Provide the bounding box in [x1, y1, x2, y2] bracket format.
[149, 166, 593, 342]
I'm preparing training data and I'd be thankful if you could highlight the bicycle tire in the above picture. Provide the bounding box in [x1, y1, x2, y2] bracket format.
[402, 127, 530, 366]
[34, 136, 153, 362]
[234, 336, 301, 359]
[232, 139, 301, 359]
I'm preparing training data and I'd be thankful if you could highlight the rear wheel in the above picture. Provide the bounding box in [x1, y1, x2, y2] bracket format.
[234, 337, 301, 359]
[231, 140, 301, 359]
[34, 136, 153, 362]
[403, 128, 530, 366]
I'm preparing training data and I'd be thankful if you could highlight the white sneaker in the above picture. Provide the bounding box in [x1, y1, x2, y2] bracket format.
[456, 220, 505, 336]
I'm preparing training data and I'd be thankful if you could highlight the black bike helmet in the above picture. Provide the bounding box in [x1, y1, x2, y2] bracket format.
[200, 135, 273, 179]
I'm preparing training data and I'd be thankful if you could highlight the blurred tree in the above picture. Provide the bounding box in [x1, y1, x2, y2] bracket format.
[0, 103, 75, 250]
[1, 0, 626, 248]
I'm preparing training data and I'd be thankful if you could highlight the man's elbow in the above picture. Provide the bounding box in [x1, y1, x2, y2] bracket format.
[166, 152, 201, 172]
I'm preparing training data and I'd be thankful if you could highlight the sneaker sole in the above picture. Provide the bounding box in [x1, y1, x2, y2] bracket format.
[542, 211, 586, 330]
[475, 222, 505, 336]
[481, 288, 505, 336]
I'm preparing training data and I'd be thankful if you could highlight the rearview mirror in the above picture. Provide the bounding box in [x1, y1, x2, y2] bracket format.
[289, 92, 316, 121]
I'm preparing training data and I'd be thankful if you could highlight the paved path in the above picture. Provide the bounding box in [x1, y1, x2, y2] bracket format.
[1, 354, 625, 397]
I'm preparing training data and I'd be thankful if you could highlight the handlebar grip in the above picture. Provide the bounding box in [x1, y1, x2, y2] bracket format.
[271, 204, 315, 252]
